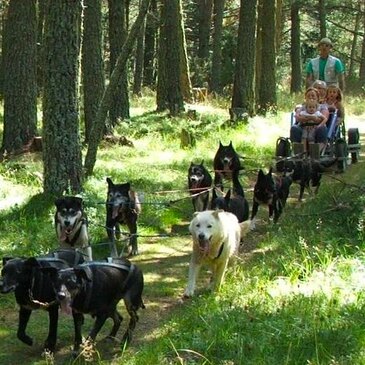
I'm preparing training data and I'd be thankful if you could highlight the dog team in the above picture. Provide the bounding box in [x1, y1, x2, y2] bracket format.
[0, 178, 144, 357]
[0, 140, 318, 357]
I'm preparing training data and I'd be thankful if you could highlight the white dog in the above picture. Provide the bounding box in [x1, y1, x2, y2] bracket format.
[184, 210, 247, 297]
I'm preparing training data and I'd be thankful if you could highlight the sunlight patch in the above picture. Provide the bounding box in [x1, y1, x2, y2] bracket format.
[0, 176, 31, 210]
[268, 258, 365, 305]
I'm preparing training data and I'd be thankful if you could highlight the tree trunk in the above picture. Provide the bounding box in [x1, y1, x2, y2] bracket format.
[143, 0, 158, 88]
[257, 0, 277, 115]
[198, 0, 213, 59]
[178, 0, 193, 101]
[1, 0, 37, 156]
[290, 1, 302, 93]
[231, 0, 257, 117]
[348, 2, 361, 78]
[133, 10, 146, 96]
[84, 0, 151, 177]
[318, 0, 326, 38]
[156, 0, 185, 115]
[43, 0, 83, 195]
[210, 0, 225, 94]
[82, 0, 105, 144]
[108, 0, 130, 129]
[360, 5, 365, 85]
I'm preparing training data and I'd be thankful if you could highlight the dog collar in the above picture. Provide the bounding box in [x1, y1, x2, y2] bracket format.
[214, 242, 225, 260]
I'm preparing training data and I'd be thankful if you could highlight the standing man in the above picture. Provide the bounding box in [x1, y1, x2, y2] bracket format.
[306, 38, 345, 92]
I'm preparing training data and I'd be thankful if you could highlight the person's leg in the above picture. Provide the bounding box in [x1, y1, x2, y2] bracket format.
[290, 124, 303, 142]
[315, 125, 328, 152]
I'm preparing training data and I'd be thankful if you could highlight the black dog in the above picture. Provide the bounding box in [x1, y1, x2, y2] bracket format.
[211, 188, 249, 223]
[211, 187, 249, 223]
[213, 141, 244, 196]
[284, 158, 326, 201]
[250, 168, 292, 230]
[188, 161, 212, 211]
[275, 137, 291, 173]
[55, 196, 92, 260]
[106, 177, 141, 257]
[43, 258, 145, 354]
[0, 250, 84, 353]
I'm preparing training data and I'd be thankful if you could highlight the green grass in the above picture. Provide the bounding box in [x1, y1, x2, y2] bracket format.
[0, 96, 365, 364]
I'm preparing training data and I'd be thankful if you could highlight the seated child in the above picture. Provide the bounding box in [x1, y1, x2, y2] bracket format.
[326, 84, 345, 125]
[300, 100, 327, 152]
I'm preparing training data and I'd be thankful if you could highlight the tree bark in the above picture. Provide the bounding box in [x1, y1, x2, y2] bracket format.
[210, 0, 225, 94]
[108, 0, 130, 129]
[231, 0, 257, 117]
[82, 0, 105, 144]
[84, 0, 151, 177]
[257, 0, 277, 115]
[1, 0, 37, 156]
[43, 0, 83, 195]
[290, 1, 302, 93]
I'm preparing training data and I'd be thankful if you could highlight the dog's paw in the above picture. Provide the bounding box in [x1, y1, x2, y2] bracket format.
[18, 334, 33, 346]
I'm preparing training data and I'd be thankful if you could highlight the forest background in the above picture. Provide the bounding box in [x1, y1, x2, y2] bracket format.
[0, 1, 365, 364]
[0, 0, 364, 195]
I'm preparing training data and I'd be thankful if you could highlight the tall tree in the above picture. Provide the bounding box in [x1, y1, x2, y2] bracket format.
[210, 0, 225, 94]
[84, 0, 151, 177]
[143, 0, 158, 88]
[360, 3, 365, 85]
[231, 0, 257, 116]
[133, 1, 146, 96]
[198, 0, 213, 59]
[257, 0, 277, 114]
[348, 2, 361, 78]
[43, 0, 83, 195]
[1, 0, 37, 156]
[156, 0, 185, 115]
[178, 0, 193, 101]
[108, 0, 130, 129]
[290, 0, 302, 93]
[318, 0, 326, 38]
[82, 0, 105, 144]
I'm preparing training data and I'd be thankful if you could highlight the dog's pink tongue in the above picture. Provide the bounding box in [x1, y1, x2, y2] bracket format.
[199, 240, 210, 256]
[112, 206, 119, 219]
[59, 228, 68, 242]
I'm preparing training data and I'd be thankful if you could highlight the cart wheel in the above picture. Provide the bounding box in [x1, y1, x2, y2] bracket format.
[335, 138, 347, 172]
[348, 128, 360, 163]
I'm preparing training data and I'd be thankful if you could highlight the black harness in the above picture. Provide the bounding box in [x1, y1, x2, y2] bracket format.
[214, 243, 225, 260]
[72, 261, 135, 310]
[63, 217, 88, 247]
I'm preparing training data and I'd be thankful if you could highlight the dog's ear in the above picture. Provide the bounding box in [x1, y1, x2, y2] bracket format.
[229, 141, 233, 146]
[258, 169, 264, 178]
[225, 189, 231, 201]
[212, 210, 221, 219]
[125, 182, 131, 191]
[192, 211, 199, 217]
[190, 161, 194, 167]
[2, 257, 13, 266]
[268, 167, 273, 176]
[74, 266, 92, 282]
[106, 177, 113, 187]
[200, 159, 204, 166]
[24, 257, 40, 268]
[55, 197, 63, 209]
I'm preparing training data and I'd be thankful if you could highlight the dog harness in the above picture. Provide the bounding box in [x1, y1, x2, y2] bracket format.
[75, 261, 136, 310]
[214, 243, 225, 259]
[63, 217, 88, 247]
